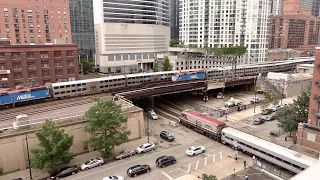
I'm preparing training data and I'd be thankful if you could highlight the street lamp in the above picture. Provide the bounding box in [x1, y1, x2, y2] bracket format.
[122, 60, 126, 74]
[254, 76, 257, 114]
[25, 133, 32, 179]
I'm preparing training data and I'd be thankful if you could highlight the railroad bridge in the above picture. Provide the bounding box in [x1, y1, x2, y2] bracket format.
[114, 76, 255, 102]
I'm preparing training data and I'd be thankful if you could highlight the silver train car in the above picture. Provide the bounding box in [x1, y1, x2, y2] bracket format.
[221, 127, 318, 174]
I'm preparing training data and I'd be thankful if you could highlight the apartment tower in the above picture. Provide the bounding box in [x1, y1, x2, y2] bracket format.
[94, 0, 170, 73]
[179, 0, 270, 64]
[0, 0, 72, 44]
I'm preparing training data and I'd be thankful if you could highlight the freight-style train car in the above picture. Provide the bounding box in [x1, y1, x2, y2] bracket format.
[179, 109, 226, 141]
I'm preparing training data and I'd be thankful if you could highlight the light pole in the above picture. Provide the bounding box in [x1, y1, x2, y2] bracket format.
[25, 133, 32, 179]
[281, 80, 285, 105]
[122, 60, 126, 74]
[254, 76, 257, 113]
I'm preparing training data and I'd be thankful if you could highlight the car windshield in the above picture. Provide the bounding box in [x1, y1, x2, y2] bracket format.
[110, 176, 118, 179]
[151, 112, 156, 116]
[188, 147, 196, 150]
[84, 160, 91, 165]
[140, 145, 145, 148]
[168, 133, 173, 137]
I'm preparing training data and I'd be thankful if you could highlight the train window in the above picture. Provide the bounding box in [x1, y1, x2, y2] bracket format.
[54, 87, 59, 89]
[54, 92, 59, 95]
[76, 84, 81, 86]
[104, 80, 108, 83]
[71, 84, 76, 87]
[60, 91, 65, 94]
[77, 89, 81, 91]
[100, 86, 104, 88]
[60, 86, 65, 88]
[82, 89, 86, 91]
[66, 91, 70, 93]
[105, 85, 108, 87]
[128, 82, 131, 84]
[82, 83, 86, 86]
[66, 85, 70, 88]
[71, 90, 76, 92]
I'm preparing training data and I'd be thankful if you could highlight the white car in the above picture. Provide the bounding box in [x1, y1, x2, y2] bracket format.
[186, 146, 205, 156]
[102, 176, 124, 180]
[136, 143, 155, 154]
[80, 158, 104, 170]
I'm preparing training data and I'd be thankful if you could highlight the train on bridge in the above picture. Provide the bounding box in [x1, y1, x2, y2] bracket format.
[0, 58, 314, 109]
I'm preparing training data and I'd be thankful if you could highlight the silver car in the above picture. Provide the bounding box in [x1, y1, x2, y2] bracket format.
[115, 149, 136, 160]
[80, 158, 104, 170]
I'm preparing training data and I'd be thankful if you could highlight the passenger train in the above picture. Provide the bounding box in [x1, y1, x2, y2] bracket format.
[0, 58, 314, 108]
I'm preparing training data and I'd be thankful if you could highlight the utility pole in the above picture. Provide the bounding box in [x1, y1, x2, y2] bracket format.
[25, 133, 32, 179]
[281, 80, 285, 105]
[254, 76, 257, 113]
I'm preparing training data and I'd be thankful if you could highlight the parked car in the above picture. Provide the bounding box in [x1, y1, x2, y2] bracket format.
[262, 109, 273, 115]
[155, 155, 176, 168]
[250, 97, 260, 104]
[102, 175, 124, 180]
[50, 165, 80, 179]
[280, 103, 288, 108]
[260, 114, 276, 121]
[217, 92, 223, 99]
[115, 149, 136, 160]
[271, 105, 281, 112]
[148, 109, 158, 120]
[136, 143, 155, 154]
[81, 158, 104, 170]
[186, 146, 205, 156]
[127, 165, 151, 177]
[253, 118, 265, 125]
[160, 131, 175, 142]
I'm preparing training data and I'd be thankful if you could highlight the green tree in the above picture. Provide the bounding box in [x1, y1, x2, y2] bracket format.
[79, 59, 95, 75]
[163, 56, 173, 71]
[169, 39, 179, 47]
[260, 91, 281, 110]
[153, 58, 159, 72]
[31, 121, 75, 171]
[201, 173, 217, 180]
[84, 98, 131, 158]
[293, 91, 310, 122]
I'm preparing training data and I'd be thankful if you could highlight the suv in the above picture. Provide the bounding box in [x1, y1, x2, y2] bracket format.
[136, 143, 155, 154]
[155, 156, 176, 168]
[253, 118, 265, 125]
[127, 165, 151, 177]
[160, 131, 175, 142]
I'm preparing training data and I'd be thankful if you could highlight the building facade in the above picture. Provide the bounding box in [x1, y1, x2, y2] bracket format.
[0, 0, 72, 44]
[0, 39, 79, 89]
[94, 0, 170, 73]
[69, 0, 95, 58]
[171, 0, 179, 40]
[312, 0, 320, 17]
[269, 11, 320, 51]
[271, 0, 283, 15]
[179, 0, 270, 64]
[296, 47, 320, 152]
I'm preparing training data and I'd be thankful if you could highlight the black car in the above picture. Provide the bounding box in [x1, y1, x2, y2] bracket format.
[253, 118, 265, 125]
[155, 155, 176, 168]
[127, 165, 151, 177]
[50, 165, 80, 179]
[262, 109, 273, 115]
[160, 131, 175, 142]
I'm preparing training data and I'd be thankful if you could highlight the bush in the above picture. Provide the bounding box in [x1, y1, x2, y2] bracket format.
[0, 168, 4, 175]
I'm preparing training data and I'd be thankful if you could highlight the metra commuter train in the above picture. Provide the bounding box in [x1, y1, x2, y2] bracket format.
[0, 58, 314, 108]
[179, 110, 319, 174]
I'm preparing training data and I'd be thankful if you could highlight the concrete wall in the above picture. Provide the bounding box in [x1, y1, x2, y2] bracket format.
[0, 109, 144, 173]
[297, 123, 320, 152]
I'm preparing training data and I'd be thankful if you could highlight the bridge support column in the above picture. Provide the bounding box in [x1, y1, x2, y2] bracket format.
[150, 96, 154, 109]
[203, 90, 208, 102]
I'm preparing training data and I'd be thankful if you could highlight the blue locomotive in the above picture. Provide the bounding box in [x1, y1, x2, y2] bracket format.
[171, 70, 206, 81]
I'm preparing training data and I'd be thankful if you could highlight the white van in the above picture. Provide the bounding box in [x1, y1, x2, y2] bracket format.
[148, 110, 158, 120]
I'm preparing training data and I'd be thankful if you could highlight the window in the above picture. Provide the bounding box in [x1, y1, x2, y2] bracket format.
[116, 55, 121, 61]
[68, 69, 74, 74]
[123, 55, 128, 60]
[55, 61, 62, 67]
[130, 54, 135, 60]
[42, 71, 50, 76]
[41, 61, 49, 68]
[108, 55, 114, 61]
[54, 51, 61, 57]
[137, 54, 142, 60]
[143, 54, 148, 59]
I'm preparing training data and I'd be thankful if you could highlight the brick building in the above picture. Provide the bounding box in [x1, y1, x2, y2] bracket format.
[269, 11, 320, 51]
[0, 0, 71, 44]
[0, 39, 79, 89]
[296, 47, 320, 152]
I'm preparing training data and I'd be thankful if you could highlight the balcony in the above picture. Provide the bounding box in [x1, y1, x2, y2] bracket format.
[313, 94, 320, 101]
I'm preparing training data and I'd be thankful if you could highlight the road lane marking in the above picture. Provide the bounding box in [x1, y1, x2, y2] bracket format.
[161, 170, 174, 180]
[220, 152, 223, 159]
[204, 153, 211, 156]
[204, 157, 207, 166]
[213, 154, 215, 162]
[195, 161, 199, 170]
[72, 140, 196, 180]
[187, 164, 191, 174]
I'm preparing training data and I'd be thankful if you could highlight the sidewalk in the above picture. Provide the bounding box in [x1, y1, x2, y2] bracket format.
[0, 137, 156, 180]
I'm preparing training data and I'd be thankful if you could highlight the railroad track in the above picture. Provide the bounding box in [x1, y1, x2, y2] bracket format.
[0, 93, 111, 122]
[153, 109, 179, 122]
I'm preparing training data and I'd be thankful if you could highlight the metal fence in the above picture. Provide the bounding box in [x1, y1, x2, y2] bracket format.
[254, 158, 295, 180]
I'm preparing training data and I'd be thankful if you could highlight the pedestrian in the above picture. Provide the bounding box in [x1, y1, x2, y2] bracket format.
[252, 155, 255, 164]
[245, 174, 248, 180]
[244, 160, 247, 169]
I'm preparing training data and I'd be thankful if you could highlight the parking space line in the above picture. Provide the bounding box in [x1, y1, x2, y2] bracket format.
[220, 152, 223, 159]
[213, 154, 215, 162]
[161, 171, 174, 180]
[204, 157, 207, 166]
[195, 161, 199, 170]
[204, 153, 212, 156]
[187, 164, 191, 174]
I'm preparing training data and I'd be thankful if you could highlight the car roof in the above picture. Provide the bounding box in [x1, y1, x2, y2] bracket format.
[142, 143, 153, 146]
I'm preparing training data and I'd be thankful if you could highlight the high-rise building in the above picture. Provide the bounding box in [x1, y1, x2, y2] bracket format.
[271, 0, 283, 15]
[69, 0, 95, 58]
[0, 0, 72, 44]
[312, 0, 320, 17]
[296, 46, 320, 152]
[179, 0, 270, 64]
[94, 0, 170, 73]
[171, 0, 179, 40]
